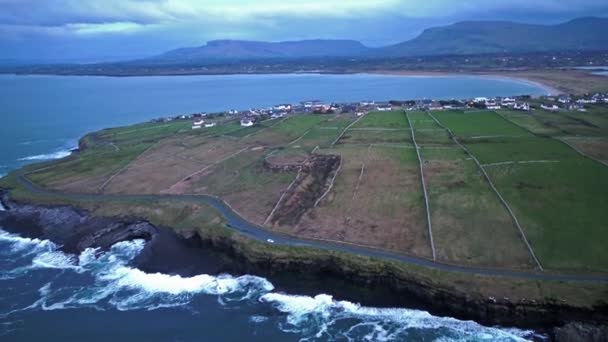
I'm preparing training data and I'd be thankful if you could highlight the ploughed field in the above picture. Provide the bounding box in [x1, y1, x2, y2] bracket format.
[20, 107, 608, 274]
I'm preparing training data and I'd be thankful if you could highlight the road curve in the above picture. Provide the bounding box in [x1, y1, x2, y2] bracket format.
[12, 173, 608, 283]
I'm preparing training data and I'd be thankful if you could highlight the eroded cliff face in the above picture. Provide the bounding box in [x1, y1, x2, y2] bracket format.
[1, 194, 607, 334]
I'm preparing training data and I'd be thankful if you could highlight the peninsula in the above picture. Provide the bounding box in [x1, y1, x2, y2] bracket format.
[2, 94, 608, 335]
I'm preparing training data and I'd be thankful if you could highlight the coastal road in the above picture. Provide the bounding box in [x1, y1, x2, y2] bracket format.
[12, 173, 608, 283]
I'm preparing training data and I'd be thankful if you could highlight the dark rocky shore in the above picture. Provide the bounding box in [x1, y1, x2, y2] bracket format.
[0, 193, 607, 341]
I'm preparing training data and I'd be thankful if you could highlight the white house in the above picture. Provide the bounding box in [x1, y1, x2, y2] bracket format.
[240, 118, 255, 127]
[192, 119, 204, 129]
[513, 103, 530, 111]
[273, 104, 292, 111]
[541, 104, 559, 112]
[377, 104, 392, 111]
[204, 122, 217, 128]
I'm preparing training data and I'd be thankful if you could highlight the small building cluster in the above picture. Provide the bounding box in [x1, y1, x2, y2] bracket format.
[146, 92, 608, 130]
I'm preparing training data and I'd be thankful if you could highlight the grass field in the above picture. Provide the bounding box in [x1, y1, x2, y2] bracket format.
[434, 108, 608, 272]
[10, 108, 608, 274]
[352, 110, 409, 129]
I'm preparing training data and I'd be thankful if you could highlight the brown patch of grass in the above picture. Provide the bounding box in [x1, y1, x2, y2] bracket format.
[105, 136, 247, 194]
[295, 146, 431, 257]
[566, 137, 608, 163]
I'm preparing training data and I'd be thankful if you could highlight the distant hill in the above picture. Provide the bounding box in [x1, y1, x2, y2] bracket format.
[149, 39, 371, 63]
[380, 17, 608, 56]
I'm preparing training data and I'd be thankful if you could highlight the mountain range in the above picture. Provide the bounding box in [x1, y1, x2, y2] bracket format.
[145, 17, 608, 64]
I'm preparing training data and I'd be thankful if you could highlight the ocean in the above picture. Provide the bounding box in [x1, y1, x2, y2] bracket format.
[0, 73, 548, 341]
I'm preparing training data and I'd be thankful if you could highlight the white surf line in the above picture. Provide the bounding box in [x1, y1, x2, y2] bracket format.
[173, 147, 250, 186]
[558, 137, 608, 168]
[314, 158, 343, 208]
[264, 172, 302, 225]
[406, 112, 436, 261]
[427, 111, 544, 271]
[482, 160, 560, 167]
[331, 114, 367, 147]
[98, 141, 161, 193]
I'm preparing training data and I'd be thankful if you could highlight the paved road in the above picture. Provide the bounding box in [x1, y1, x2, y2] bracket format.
[13, 173, 608, 283]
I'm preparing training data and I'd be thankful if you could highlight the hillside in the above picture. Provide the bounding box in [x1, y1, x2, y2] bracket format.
[143, 17, 608, 64]
[381, 17, 608, 56]
[150, 39, 371, 62]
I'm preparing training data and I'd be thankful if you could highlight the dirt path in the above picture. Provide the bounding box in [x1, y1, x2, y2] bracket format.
[427, 111, 544, 271]
[406, 112, 436, 261]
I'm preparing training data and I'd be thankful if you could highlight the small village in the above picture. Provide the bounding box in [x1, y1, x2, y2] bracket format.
[149, 92, 608, 129]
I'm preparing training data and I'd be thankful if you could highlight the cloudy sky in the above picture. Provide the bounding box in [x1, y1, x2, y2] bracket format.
[1, 0, 607, 62]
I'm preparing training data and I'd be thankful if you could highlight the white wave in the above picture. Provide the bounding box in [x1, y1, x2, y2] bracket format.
[0, 229, 55, 256]
[260, 293, 536, 341]
[18, 150, 72, 161]
[0, 229, 540, 340]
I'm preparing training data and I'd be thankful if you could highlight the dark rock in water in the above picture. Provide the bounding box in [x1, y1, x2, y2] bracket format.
[0, 195, 236, 277]
[0, 201, 156, 254]
[553, 322, 608, 342]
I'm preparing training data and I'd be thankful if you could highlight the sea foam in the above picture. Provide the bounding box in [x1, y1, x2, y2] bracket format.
[0, 229, 539, 341]
[18, 150, 72, 161]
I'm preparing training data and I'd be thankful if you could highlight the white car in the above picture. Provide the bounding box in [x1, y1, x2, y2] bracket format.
[266, 239, 275, 244]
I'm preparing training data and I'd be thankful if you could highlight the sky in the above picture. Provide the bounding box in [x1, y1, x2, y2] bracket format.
[1, 0, 608, 63]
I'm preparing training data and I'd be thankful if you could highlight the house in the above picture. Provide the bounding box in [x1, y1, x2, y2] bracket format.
[192, 118, 204, 129]
[240, 117, 255, 127]
[567, 103, 586, 112]
[356, 111, 366, 117]
[540, 104, 559, 112]
[204, 122, 217, 128]
[513, 102, 530, 111]
[558, 96, 572, 104]
[429, 102, 444, 111]
[501, 97, 516, 106]
[271, 112, 286, 119]
[474, 97, 489, 103]
[360, 100, 375, 106]
[273, 104, 292, 111]
[485, 100, 501, 110]
[377, 104, 392, 111]
[227, 109, 239, 115]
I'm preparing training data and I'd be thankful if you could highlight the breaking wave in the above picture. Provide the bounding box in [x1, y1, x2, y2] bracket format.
[18, 150, 72, 161]
[0, 229, 540, 341]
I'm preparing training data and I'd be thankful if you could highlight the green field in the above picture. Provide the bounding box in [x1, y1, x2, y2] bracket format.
[352, 110, 410, 129]
[433, 108, 608, 272]
[5, 107, 608, 275]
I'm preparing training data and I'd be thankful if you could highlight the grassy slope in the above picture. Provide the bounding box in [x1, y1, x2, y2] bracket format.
[435, 110, 608, 272]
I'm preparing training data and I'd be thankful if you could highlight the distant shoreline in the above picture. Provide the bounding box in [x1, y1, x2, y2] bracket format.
[0, 70, 558, 96]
